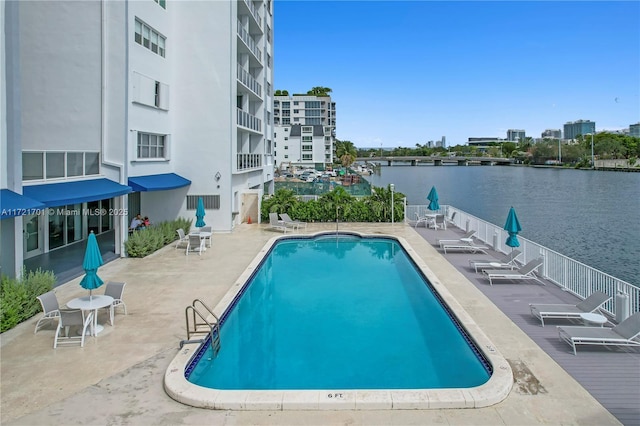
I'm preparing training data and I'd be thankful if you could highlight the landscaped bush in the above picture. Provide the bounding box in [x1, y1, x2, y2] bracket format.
[124, 217, 193, 258]
[0, 268, 56, 333]
[262, 185, 405, 223]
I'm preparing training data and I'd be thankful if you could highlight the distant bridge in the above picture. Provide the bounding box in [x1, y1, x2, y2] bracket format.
[356, 156, 514, 166]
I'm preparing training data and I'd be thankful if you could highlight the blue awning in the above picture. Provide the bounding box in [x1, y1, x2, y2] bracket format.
[128, 173, 191, 192]
[1, 189, 46, 219]
[23, 178, 132, 207]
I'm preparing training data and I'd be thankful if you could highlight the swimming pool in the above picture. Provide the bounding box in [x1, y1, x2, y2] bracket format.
[165, 232, 513, 410]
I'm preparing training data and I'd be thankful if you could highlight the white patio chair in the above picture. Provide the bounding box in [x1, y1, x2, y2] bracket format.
[199, 226, 213, 247]
[54, 309, 94, 348]
[175, 228, 189, 250]
[34, 291, 61, 334]
[101, 281, 127, 326]
[186, 234, 206, 255]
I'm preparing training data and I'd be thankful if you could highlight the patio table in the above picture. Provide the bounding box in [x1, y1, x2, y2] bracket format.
[66, 295, 114, 336]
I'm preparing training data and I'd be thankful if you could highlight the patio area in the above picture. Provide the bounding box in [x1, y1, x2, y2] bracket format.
[0, 222, 634, 425]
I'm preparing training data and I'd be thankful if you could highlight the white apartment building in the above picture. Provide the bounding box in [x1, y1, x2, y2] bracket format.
[1, 0, 274, 278]
[273, 94, 336, 169]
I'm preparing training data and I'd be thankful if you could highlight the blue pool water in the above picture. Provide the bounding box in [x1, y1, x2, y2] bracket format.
[187, 234, 491, 390]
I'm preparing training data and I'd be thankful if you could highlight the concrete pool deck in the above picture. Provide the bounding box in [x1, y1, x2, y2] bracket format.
[0, 223, 620, 425]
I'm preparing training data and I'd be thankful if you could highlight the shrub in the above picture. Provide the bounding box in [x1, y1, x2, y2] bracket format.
[124, 217, 193, 258]
[0, 268, 56, 333]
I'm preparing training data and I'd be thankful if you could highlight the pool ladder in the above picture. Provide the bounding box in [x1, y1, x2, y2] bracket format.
[180, 299, 221, 355]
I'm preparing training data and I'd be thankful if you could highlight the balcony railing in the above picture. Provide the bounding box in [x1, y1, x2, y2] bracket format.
[237, 20, 262, 62]
[237, 65, 262, 97]
[243, 0, 263, 30]
[237, 153, 262, 171]
[236, 108, 262, 132]
[406, 204, 639, 321]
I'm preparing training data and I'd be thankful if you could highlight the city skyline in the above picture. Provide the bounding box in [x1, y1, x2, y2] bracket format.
[274, 1, 640, 147]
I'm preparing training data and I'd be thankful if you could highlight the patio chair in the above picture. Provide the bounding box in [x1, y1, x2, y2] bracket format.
[175, 228, 189, 250]
[446, 211, 457, 228]
[483, 258, 544, 286]
[529, 291, 611, 327]
[414, 212, 435, 229]
[199, 226, 213, 247]
[54, 309, 94, 348]
[433, 214, 446, 230]
[101, 281, 127, 326]
[557, 312, 640, 355]
[269, 212, 289, 233]
[34, 291, 61, 334]
[186, 234, 206, 256]
[280, 213, 307, 230]
[469, 249, 522, 273]
[437, 230, 476, 248]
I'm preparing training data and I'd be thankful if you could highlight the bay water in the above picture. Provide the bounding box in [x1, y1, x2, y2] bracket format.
[366, 165, 640, 286]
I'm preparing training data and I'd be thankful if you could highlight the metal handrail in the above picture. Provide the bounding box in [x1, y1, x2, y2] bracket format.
[181, 299, 221, 354]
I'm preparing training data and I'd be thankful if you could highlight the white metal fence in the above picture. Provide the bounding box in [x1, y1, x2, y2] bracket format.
[406, 204, 639, 322]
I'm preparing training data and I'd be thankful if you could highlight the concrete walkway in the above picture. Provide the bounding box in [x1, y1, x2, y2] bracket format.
[0, 223, 620, 425]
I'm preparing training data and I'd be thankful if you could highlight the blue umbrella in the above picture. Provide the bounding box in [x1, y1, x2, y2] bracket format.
[504, 206, 522, 248]
[195, 197, 206, 227]
[427, 185, 440, 211]
[79, 231, 104, 299]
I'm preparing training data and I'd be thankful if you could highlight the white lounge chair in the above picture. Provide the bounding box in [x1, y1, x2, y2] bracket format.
[529, 291, 612, 327]
[34, 291, 61, 334]
[442, 242, 489, 254]
[483, 258, 544, 286]
[557, 312, 640, 355]
[269, 212, 289, 233]
[280, 213, 307, 230]
[469, 249, 522, 273]
[437, 230, 476, 248]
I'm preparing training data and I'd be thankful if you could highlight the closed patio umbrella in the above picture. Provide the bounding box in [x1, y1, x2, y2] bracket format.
[504, 206, 522, 249]
[195, 197, 206, 227]
[79, 231, 104, 299]
[427, 185, 440, 211]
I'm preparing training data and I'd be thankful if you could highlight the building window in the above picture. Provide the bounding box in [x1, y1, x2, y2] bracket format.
[154, 0, 166, 9]
[22, 151, 99, 181]
[302, 154, 312, 160]
[135, 18, 166, 58]
[302, 136, 312, 142]
[282, 102, 290, 108]
[187, 195, 220, 210]
[284, 137, 288, 141]
[137, 133, 166, 159]
[284, 146, 288, 150]
[302, 145, 312, 151]
[302, 126, 313, 133]
[284, 155, 289, 159]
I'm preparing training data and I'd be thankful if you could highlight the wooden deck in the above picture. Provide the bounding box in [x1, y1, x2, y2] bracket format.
[414, 224, 640, 426]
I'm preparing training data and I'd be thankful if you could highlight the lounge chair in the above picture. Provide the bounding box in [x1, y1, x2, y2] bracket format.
[442, 242, 489, 254]
[529, 291, 612, 327]
[34, 291, 62, 334]
[437, 230, 476, 248]
[483, 258, 544, 286]
[469, 249, 522, 273]
[557, 312, 640, 355]
[280, 213, 307, 230]
[186, 234, 206, 255]
[269, 212, 289, 233]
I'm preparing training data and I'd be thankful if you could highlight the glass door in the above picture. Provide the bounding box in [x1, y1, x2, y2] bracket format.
[23, 214, 43, 258]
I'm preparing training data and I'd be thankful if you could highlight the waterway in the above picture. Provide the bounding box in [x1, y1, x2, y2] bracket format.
[366, 165, 640, 286]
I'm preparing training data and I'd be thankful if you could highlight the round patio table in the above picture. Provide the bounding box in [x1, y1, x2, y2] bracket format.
[66, 295, 114, 335]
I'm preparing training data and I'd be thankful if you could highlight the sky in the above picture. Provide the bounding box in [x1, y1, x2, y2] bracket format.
[274, 1, 640, 148]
